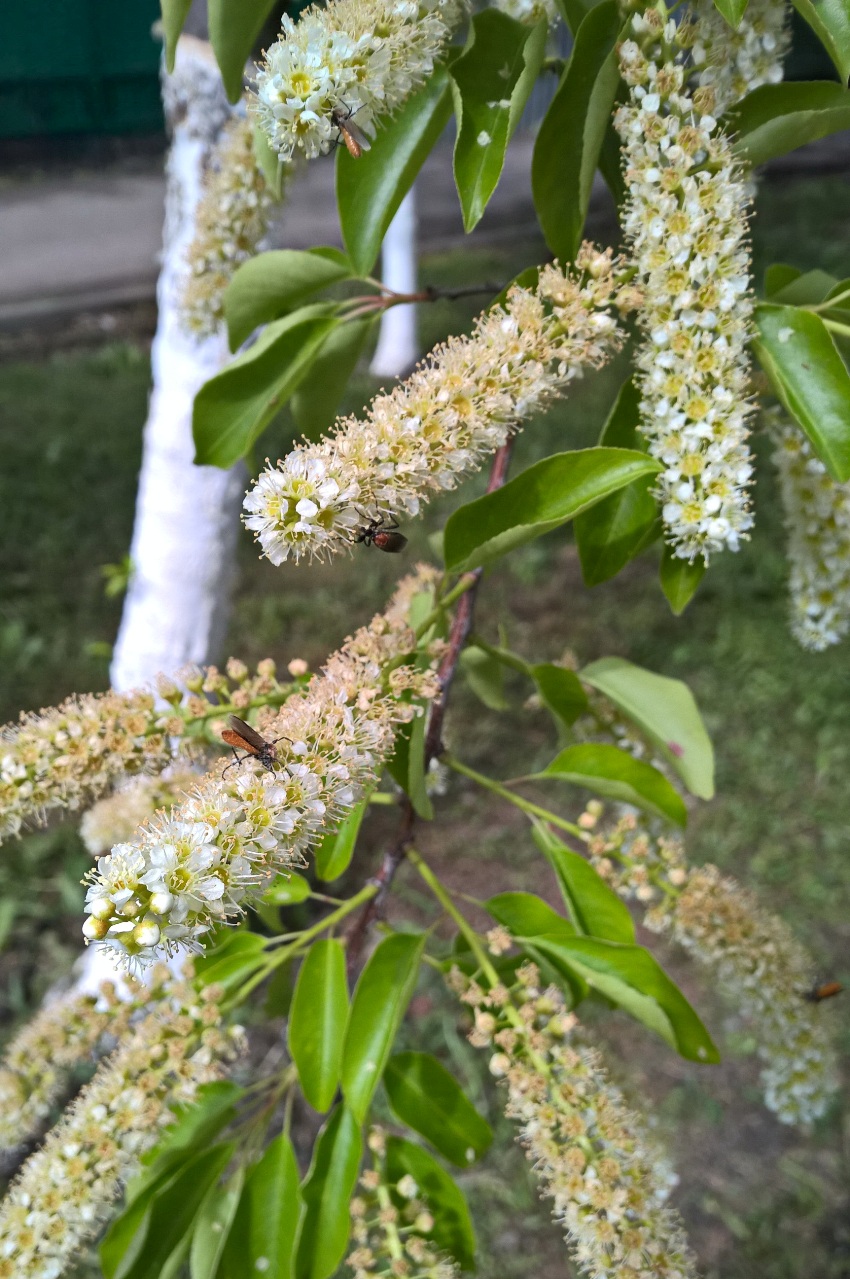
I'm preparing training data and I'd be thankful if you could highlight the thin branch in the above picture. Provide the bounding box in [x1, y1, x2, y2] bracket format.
[345, 797, 416, 975]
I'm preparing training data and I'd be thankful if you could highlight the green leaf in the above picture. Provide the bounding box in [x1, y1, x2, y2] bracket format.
[209, 0, 277, 102]
[528, 935, 719, 1062]
[386, 707, 434, 820]
[451, 11, 548, 231]
[728, 82, 850, 167]
[487, 890, 577, 939]
[460, 646, 510, 710]
[225, 250, 352, 352]
[342, 932, 425, 1124]
[193, 307, 337, 467]
[220, 1134, 302, 1279]
[291, 318, 374, 435]
[574, 377, 660, 586]
[531, 0, 623, 260]
[554, 0, 594, 36]
[531, 822, 635, 942]
[712, 0, 750, 27]
[530, 663, 589, 729]
[289, 939, 349, 1113]
[191, 932, 269, 991]
[338, 67, 453, 275]
[296, 1107, 363, 1279]
[790, 0, 850, 85]
[161, 0, 193, 72]
[385, 1052, 493, 1167]
[659, 544, 706, 616]
[767, 266, 841, 307]
[385, 1138, 476, 1270]
[315, 794, 370, 881]
[252, 120, 286, 200]
[580, 655, 715, 800]
[190, 1167, 245, 1279]
[535, 742, 688, 826]
[753, 303, 850, 481]
[444, 448, 661, 573]
[262, 872, 312, 905]
[765, 263, 804, 297]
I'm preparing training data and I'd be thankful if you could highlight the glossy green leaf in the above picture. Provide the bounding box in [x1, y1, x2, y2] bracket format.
[530, 663, 589, 728]
[193, 307, 337, 468]
[386, 706, 434, 820]
[385, 1138, 476, 1270]
[444, 448, 661, 573]
[291, 318, 374, 434]
[190, 1167, 245, 1279]
[753, 303, 850, 481]
[220, 1133, 302, 1279]
[225, 249, 352, 352]
[531, 822, 635, 942]
[712, 0, 750, 26]
[460, 645, 509, 710]
[209, 0, 277, 101]
[729, 82, 850, 167]
[451, 11, 548, 231]
[659, 544, 706, 616]
[262, 872, 312, 905]
[289, 939, 349, 1113]
[384, 1052, 493, 1166]
[535, 742, 688, 826]
[191, 932, 269, 991]
[296, 1107, 363, 1279]
[342, 931, 425, 1124]
[315, 794, 370, 881]
[554, 0, 593, 35]
[790, 0, 850, 85]
[338, 67, 453, 274]
[130, 1082, 242, 1202]
[767, 265, 841, 307]
[574, 377, 660, 586]
[528, 935, 719, 1062]
[580, 655, 715, 800]
[161, 0, 193, 72]
[531, 0, 622, 259]
[487, 890, 576, 939]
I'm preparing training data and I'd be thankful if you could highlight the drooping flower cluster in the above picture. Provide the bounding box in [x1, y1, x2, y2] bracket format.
[244, 247, 634, 564]
[580, 807, 841, 1126]
[180, 111, 277, 339]
[254, 0, 463, 162]
[691, 0, 791, 113]
[453, 963, 695, 1279]
[771, 416, 850, 651]
[0, 985, 132, 1152]
[81, 766, 205, 856]
[490, 0, 560, 28]
[347, 1128, 460, 1279]
[616, 11, 756, 562]
[83, 568, 441, 969]
[0, 974, 242, 1279]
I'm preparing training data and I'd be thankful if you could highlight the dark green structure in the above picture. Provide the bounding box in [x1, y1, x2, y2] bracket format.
[0, 0, 163, 138]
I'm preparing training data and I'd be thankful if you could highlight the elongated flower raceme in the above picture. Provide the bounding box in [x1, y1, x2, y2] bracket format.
[244, 247, 634, 565]
[81, 767, 205, 856]
[254, 0, 463, 161]
[691, 0, 791, 112]
[616, 11, 756, 562]
[180, 111, 276, 339]
[771, 417, 850, 651]
[582, 808, 841, 1126]
[0, 976, 241, 1279]
[84, 568, 441, 969]
[453, 963, 694, 1279]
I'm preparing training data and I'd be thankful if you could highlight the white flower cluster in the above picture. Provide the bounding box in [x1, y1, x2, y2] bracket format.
[181, 111, 276, 339]
[772, 418, 850, 651]
[489, 0, 560, 28]
[616, 12, 756, 562]
[0, 976, 241, 1279]
[81, 766, 204, 856]
[254, 0, 463, 161]
[456, 963, 695, 1279]
[83, 569, 441, 970]
[244, 247, 633, 564]
[691, 0, 791, 113]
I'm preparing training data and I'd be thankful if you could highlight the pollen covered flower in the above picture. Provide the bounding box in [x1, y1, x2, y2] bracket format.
[456, 963, 694, 1279]
[616, 12, 756, 562]
[771, 417, 850, 650]
[254, 0, 463, 162]
[245, 247, 631, 564]
[81, 766, 204, 856]
[691, 0, 791, 112]
[180, 111, 277, 339]
[84, 569, 441, 969]
[0, 977, 241, 1279]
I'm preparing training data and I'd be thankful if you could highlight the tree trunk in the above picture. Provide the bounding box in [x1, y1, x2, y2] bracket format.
[370, 186, 419, 379]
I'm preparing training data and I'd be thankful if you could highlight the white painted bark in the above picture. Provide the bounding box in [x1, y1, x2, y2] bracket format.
[370, 186, 419, 378]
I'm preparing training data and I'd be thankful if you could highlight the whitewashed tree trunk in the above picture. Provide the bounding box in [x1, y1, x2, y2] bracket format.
[370, 186, 419, 378]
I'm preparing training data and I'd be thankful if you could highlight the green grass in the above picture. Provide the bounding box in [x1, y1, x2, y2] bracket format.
[0, 171, 848, 1276]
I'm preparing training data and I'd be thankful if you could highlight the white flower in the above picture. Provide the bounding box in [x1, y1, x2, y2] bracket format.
[691, 0, 791, 112]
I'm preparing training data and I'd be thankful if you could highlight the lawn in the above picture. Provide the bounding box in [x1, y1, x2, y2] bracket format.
[0, 169, 848, 1277]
